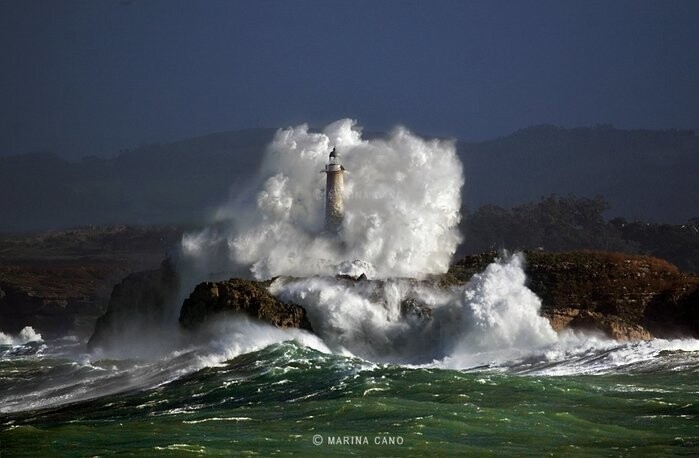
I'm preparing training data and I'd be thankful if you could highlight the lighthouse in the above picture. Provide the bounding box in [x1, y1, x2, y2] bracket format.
[324, 147, 345, 231]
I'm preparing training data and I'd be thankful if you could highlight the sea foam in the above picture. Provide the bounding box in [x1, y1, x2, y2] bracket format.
[0, 326, 43, 346]
[180, 119, 463, 280]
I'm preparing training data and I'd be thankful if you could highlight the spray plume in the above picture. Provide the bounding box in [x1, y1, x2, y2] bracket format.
[181, 119, 463, 280]
[175, 120, 560, 367]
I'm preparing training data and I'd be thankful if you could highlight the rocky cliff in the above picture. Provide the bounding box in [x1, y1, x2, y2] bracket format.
[445, 251, 699, 340]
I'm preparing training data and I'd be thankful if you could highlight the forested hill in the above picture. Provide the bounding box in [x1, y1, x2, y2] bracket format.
[1, 125, 697, 232]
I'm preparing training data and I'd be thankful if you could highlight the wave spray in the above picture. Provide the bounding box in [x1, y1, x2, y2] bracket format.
[180, 119, 464, 280]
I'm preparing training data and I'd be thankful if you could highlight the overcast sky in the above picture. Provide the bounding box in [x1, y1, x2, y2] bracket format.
[1, 0, 698, 158]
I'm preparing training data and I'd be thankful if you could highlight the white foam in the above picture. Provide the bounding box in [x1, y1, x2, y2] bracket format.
[191, 315, 331, 369]
[0, 326, 43, 346]
[270, 253, 557, 367]
[513, 333, 699, 376]
[180, 119, 463, 280]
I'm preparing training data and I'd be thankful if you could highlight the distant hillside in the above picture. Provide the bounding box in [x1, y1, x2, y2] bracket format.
[459, 124, 699, 222]
[1, 125, 697, 232]
[0, 129, 275, 232]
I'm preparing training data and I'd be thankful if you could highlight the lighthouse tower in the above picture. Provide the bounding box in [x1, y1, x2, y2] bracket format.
[324, 147, 345, 231]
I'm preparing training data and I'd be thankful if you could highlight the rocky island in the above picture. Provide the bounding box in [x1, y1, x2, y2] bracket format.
[85, 250, 698, 348]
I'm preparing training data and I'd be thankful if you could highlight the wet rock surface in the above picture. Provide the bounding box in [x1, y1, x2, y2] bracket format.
[179, 278, 313, 332]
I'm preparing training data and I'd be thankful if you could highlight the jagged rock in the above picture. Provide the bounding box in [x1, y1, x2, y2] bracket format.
[400, 298, 433, 320]
[84, 249, 697, 348]
[0, 225, 182, 339]
[0, 277, 99, 339]
[545, 307, 582, 332]
[179, 278, 312, 332]
[335, 272, 368, 282]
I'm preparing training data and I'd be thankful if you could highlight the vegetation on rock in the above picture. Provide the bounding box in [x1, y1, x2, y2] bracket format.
[457, 195, 699, 273]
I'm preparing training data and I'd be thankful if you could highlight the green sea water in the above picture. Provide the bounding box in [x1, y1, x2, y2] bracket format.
[2, 340, 698, 456]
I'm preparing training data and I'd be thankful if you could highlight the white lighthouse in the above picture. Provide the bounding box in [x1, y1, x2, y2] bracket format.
[324, 147, 345, 231]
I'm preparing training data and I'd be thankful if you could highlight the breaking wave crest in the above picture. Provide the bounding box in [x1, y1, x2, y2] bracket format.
[0, 326, 42, 346]
[270, 253, 557, 367]
[180, 119, 463, 280]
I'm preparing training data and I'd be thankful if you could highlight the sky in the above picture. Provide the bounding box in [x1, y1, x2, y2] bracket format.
[1, 0, 698, 158]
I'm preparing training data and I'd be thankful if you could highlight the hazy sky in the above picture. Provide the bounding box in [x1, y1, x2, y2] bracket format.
[2, 0, 698, 158]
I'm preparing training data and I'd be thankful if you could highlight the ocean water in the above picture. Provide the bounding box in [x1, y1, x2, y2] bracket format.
[1, 322, 698, 456]
[2, 255, 699, 456]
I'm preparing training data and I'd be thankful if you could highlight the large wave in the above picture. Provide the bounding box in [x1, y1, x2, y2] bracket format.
[180, 119, 463, 280]
[172, 119, 699, 375]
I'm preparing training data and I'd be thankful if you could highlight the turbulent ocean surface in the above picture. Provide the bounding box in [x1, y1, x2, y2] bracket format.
[1, 323, 699, 455]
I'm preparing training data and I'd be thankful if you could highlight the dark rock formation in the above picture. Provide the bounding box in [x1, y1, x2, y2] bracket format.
[447, 250, 699, 340]
[0, 225, 181, 339]
[0, 279, 93, 338]
[0, 265, 129, 339]
[400, 298, 433, 320]
[179, 278, 312, 332]
[87, 259, 179, 349]
[336, 273, 368, 282]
